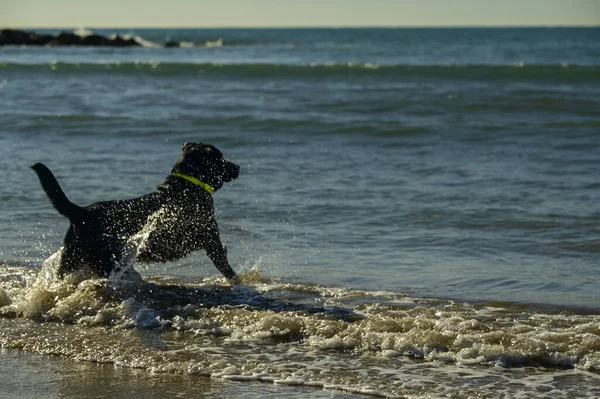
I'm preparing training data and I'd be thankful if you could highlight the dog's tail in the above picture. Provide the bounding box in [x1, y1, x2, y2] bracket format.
[31, 163, 83, 221]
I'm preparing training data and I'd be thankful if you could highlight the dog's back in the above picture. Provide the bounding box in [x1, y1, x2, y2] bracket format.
[31, 143, 240, 282]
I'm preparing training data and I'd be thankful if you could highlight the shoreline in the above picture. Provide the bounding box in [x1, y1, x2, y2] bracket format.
[0, 348, 357, 399]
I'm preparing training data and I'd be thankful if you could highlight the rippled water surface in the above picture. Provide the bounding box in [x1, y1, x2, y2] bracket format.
[1, 27, 599, 397]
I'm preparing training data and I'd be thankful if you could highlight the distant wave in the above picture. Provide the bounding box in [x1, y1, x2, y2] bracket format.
[1, 61, 599, 79]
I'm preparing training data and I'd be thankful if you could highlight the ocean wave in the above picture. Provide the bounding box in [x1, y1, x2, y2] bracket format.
[1, 257, 599, 398]
[1, 61, 599, 80]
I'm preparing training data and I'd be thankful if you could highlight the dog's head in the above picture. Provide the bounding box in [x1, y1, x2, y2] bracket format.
[171, 142, 239, 190]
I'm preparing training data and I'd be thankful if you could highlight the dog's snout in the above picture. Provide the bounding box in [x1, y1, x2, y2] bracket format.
[223, 161, 240, 182]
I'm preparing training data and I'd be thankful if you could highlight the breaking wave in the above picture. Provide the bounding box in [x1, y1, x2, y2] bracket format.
[1, 255, 599, 398]
[1, 61, 598, 80]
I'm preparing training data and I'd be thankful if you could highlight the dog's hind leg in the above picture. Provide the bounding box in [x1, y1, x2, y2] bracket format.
[56, 241, 84, 278]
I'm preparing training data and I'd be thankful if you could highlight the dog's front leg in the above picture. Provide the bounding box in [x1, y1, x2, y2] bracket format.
[204, 221, 240, 284]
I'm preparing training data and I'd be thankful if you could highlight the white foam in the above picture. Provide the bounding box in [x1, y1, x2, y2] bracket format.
[133, 35, 161, 48]
[204, 39, 223, 48]
[73, 25, 93, 37]
[2, 265, 600, 397]
[107, 33, 160, 48]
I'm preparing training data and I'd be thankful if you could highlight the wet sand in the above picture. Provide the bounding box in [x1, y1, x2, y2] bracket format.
[0, 349, 360, 399]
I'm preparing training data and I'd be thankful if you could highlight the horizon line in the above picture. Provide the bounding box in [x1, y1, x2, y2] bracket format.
[3, 24, 599, 30]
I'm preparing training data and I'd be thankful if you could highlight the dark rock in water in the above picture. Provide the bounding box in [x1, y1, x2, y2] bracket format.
[0, 28, 142, 47]
[110, 35, 141, 47]
[54, 32, 82, 45]
[0, 29, 53, 46]
[30, 33, 54, 45]
[0, 29, 30, 45]
[164, 40, 180, 48]
[23, 32, 54, 45]
[81, 34, 111, 46]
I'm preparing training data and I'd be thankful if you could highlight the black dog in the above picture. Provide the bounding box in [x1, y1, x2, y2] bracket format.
[31, 142, 240, 283]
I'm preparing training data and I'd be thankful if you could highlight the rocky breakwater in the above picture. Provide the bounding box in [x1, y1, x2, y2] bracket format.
[0, 29, 141, 46]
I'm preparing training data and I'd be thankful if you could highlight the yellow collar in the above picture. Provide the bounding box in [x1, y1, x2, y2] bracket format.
[172, 172, 214, 194]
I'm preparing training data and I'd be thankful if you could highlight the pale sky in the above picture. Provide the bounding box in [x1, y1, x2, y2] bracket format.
[1, 0, 599, 28]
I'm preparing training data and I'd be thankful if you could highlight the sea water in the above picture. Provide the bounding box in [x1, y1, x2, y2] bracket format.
[1, 27, 599, 398]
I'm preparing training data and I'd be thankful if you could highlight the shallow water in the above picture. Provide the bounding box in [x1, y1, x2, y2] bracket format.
[1, 259, 599, 398]
[1, 27, 599, 397]
[0, 350, 366, 399]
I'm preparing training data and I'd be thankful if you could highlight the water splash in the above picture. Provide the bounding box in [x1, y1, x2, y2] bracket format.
[1, 207, 175, 321]
[204, 38, 224, 48]
[109, 206, 169, 283]
[73, 25, 94, 37]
